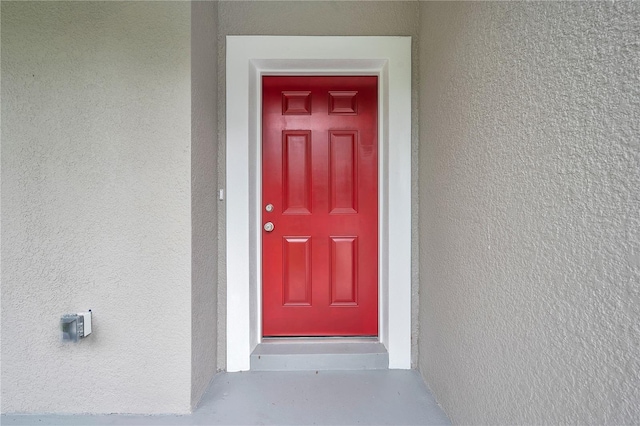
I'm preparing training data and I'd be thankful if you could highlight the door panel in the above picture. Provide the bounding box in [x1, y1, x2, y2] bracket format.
[262, 76, 378, 336]
[282, 131, 312, 214]
[330, 236, 358, 306]
[282, 237, 312, 306]
[329, 131, 358, 214]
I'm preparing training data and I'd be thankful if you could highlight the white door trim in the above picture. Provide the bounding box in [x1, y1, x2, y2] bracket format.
[226, 36, 411, 372]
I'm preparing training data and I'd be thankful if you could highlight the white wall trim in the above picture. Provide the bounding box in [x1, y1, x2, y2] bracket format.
[226, 36, 411, 371]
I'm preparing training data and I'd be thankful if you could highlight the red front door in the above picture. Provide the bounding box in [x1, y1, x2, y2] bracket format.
[262, 76, 378, 336]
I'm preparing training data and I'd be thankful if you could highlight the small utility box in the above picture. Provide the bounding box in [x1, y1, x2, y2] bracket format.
[61, 310, 92, 342]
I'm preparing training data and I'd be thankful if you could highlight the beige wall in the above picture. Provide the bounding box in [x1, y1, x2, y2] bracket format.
[190, 1, 219, 409]
[1, 1, 196, 414]
[3, 0, 638, 421]
[215, 0, 421, 371]
[418, 2, 640, 424]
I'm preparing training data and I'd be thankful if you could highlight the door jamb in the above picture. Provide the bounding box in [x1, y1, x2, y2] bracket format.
[226, 36, 412, 371]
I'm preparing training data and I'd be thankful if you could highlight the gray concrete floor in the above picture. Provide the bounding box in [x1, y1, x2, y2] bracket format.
[1, 370, 450, 425]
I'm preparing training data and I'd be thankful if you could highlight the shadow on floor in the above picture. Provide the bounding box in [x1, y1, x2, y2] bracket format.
[1, 370, 450, 425]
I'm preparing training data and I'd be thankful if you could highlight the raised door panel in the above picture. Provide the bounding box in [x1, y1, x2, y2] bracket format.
[282, 131, 312, 215]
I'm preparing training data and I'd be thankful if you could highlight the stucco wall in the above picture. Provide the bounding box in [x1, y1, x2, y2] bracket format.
[216, 0, 420, 371]
[1, 2, 193, 414]
[418, 2, 640, 424]
[190, 1, 219, 409]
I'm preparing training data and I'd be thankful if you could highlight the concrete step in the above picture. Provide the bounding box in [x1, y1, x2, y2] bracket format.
[250, 338, 389, 371]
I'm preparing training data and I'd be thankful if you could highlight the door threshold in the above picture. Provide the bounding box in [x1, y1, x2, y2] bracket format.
[251, 337, 388, 371]
[262, 336, 379, 344]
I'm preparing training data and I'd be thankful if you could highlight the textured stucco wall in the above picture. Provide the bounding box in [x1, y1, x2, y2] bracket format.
[216, 0, 420, 371]
[190, 1, 219, 409]
[419, 2, 640, 424]
[1, 2, 193, 414]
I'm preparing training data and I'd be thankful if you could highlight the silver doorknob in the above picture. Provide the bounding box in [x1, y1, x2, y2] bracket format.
[265, 203, 274, 212]
[264, 222, 274, 232]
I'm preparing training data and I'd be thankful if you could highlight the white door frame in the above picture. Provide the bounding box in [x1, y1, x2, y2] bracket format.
[226, 36, 411, 372]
